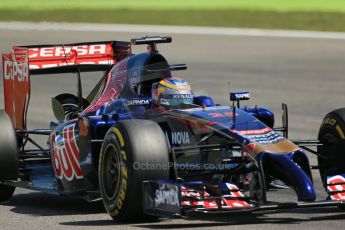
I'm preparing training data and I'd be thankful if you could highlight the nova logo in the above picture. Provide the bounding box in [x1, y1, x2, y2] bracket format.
[172, 132, 190, 145]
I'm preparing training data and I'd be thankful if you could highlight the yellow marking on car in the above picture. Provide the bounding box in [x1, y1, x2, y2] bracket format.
[112, 127, 125, 147]
[117, 167, 128, 210]
[336, 125, 345, 139]
[121, 150, 127, 160]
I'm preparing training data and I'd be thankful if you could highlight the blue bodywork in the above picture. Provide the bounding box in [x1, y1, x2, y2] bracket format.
[10, 41, 316, 205]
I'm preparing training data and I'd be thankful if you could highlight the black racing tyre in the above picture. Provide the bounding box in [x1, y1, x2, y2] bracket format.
[318, 108, 345, 187]
[99, 119, 170, 222]
[0, 184, 15, 203]
[0, 110, 18, 181]
[0, 110, 18, 202]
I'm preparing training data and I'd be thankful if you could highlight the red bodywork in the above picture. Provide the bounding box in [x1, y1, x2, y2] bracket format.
[2, 41, 131, 130]
[2, 47, 30, 129]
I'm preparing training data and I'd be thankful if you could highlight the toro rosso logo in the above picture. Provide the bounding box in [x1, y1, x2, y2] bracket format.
[50, 123, 83, 181]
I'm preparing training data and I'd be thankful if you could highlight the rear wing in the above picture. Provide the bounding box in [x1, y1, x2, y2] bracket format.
[24, 41, 131, 74]
[2, 40, 131, 129]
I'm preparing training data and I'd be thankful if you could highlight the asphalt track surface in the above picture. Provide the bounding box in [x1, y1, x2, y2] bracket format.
[1, 23, 345, 230]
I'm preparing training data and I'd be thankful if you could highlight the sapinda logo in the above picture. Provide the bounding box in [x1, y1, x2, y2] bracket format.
[154, 188, 179, 207]
[127, 99, 150, 106]
[4, 61, 29, 82]
[50, 123, 83, 181]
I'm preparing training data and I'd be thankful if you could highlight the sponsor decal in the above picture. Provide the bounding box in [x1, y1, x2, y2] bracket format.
[29, 45, 107, 58]
[327, 175, 345, 200]
[322, 117, 345, 139]
[171, 131, 190, 145]
[154, 189, 179, 207]
[245, 131, 285, 145]
[50, 123, 83, 181]
[109, 127, 128, 217]
[230, 92, 250, 101]
[126, 98, 150, 106]
[161, 94, 193, 99]
[3, 60, 29, 82]
[28, 44, 115, 69]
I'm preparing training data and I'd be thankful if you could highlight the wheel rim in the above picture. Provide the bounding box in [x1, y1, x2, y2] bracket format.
[102, 144, 122, 200]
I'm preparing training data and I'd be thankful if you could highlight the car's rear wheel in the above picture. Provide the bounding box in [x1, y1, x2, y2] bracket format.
[318, 108, 345, 187]
[99, 119, 170, 222]
[0, 110, 18, 203]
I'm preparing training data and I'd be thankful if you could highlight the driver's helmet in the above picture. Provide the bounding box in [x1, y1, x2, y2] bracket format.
[151, 77, 193, 108]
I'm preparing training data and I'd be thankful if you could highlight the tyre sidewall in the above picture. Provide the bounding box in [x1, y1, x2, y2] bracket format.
[99, 127, 129, 220]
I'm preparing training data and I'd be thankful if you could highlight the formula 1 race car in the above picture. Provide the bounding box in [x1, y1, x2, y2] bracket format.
[1, 36, 345, 222]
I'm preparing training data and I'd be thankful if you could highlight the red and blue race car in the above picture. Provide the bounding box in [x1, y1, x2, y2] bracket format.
[0, 36, 345, 221]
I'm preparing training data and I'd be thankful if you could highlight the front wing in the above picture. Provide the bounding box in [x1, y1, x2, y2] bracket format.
[143, 180, 344, 218]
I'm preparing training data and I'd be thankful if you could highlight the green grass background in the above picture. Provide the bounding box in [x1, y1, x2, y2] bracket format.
[2, 0, 345, 12]
[1, 0, 345, 31]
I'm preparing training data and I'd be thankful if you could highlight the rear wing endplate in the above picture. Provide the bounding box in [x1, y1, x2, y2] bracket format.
[2, 48, 30, 129]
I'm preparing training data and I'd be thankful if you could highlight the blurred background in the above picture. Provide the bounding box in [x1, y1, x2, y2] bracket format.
[1, 2, 345, 229]
[0, 0, 345, 139]
[0, 0, 345, 31]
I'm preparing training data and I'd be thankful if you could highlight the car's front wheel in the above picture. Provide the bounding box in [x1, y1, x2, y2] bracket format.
[98, 119, 170, 222]
[318, 108, 345, 187]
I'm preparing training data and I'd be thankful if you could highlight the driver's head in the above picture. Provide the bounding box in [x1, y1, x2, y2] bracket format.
[151, 77, 193, 108]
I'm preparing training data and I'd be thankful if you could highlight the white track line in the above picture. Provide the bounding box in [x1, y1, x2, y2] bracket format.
[1, 21, 345, 40]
